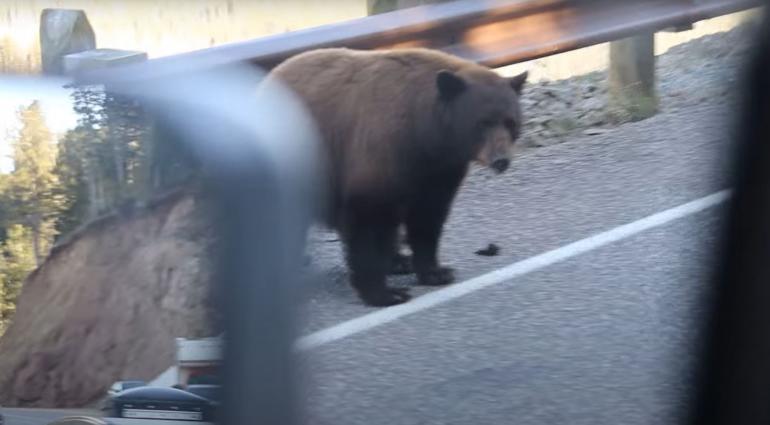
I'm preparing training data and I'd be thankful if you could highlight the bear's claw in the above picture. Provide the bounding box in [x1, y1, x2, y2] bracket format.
[418, 266, 455, 286]
[390, 253, 414, 275]
[359, 286, 412, 307]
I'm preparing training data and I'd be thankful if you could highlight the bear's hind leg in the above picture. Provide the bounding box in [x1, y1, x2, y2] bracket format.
[389, 225, 414, 275]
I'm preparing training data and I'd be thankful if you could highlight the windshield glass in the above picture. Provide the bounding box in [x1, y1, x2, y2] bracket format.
[0, 2, 762, 425]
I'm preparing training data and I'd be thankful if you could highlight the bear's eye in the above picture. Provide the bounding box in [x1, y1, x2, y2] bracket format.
[503, 118, 516, 130]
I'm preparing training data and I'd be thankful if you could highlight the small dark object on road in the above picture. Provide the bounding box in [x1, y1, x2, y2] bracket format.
[475, 243, 500, 256]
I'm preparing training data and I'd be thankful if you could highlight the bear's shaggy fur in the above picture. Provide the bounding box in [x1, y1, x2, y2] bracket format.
[268, 48, 527, 306]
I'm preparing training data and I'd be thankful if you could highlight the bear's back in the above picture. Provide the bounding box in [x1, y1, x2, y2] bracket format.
[266, 48, 504, 226]
[268, 48, 499, 147]
[271, 48, 494, 100]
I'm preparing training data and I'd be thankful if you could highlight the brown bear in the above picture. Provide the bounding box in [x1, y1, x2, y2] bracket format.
[268, 47, 527, 306]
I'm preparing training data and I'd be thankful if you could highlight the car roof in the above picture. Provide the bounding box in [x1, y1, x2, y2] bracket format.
[114, 387, 209, 402]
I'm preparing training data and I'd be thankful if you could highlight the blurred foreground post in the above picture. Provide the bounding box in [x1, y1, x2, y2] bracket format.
[74, 59, 321, 424]
[608, 33, 658, 121]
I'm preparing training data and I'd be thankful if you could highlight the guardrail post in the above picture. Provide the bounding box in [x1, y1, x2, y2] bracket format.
[662, 23, 694, 32]
[40, 9, 95, 75]
[368, 0, 450, 14]
[608, 33, 658, 121]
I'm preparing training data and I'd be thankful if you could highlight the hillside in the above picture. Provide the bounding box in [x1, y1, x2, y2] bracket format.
[0, 189, 216, 407]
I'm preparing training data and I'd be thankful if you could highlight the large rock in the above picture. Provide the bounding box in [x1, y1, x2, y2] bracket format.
[40, 9, 96, 75]
[0, 190, 216, 407]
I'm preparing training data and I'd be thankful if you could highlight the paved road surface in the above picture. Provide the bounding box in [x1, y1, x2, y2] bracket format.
[1, 409, 98, 425]
[298, 99, 732, 424]
[1, 410, 213, 425]
[5, 66, 736, 425]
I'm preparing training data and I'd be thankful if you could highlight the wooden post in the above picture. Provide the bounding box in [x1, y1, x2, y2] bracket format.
[608, 33, 658, 122]
[368, 0, 398, 14]
[368, 0, 450, 15]
[662, 23, 694, 32]
[39, 9, 95, 75]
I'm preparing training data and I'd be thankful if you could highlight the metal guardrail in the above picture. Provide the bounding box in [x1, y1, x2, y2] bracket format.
[77, 0, 762, 85]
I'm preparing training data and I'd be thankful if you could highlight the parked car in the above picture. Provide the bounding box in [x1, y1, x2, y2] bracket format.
[185, 384, 221, 405]
[104, 386, 214, 422]
[107, 380, 146, 397]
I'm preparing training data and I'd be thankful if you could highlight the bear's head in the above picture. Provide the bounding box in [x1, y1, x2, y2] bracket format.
[436, 68, 528, 174]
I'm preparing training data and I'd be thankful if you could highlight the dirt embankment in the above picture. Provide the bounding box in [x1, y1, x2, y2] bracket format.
[0, 190, 216, 407]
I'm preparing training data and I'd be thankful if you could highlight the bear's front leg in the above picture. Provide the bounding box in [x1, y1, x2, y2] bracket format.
[343, 203, 412, 306]
[406, 171, 464, 287]
[407, 212, 455, 287]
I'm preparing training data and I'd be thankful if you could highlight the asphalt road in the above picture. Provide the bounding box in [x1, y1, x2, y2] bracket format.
[0, 410, 213, 425]
[298, 99, 733, 424]
[4, 71, 735, 425]
[302, 101, 731, 331]
[1, 409, 98, 425]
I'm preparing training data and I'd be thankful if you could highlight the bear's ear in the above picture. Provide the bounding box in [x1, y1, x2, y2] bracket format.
[509, 71, 528, 95]
[436, 70, 467, 101]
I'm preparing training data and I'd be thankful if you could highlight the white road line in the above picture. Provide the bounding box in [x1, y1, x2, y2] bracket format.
[296, 189, 731, 351]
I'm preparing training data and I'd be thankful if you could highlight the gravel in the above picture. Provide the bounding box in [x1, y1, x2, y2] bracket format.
[517, 21, 760, 148]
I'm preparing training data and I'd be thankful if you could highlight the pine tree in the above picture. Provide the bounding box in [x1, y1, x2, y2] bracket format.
[52, 86, 200, 239]
[0, 252, 6, 334]
[70, 86, 110, 218]
[54, 127, 90, 238]
[0, 224, 35, 333]
[0, 173, 9, 243]
[6, 101, 62, 266]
